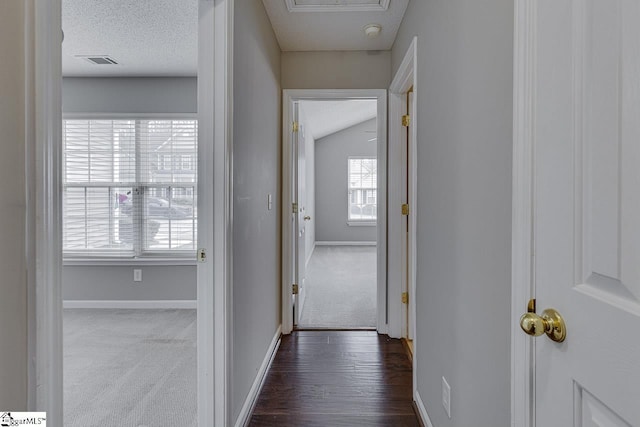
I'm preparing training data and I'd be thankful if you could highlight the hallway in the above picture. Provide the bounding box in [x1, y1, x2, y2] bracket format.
[248, 331, 420, 426]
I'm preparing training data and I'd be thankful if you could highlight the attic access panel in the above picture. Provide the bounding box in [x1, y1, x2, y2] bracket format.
[285, 0, 390, 12]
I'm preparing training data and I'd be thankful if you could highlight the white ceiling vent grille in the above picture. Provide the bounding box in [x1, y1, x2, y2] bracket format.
[285, 0, 390, 12]
[75, 55, 119, 65]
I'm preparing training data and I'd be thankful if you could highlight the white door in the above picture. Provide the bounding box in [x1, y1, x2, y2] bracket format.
[527, 1, 640, 425]
[293, 106, 307, 325]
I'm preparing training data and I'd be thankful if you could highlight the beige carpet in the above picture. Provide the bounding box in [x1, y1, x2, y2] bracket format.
[64, 309, 196, 427]
[298, 245, 377, 328]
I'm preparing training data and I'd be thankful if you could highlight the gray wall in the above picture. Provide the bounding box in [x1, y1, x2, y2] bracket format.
[63, 266, 196, 300]
[392, 1, 513, 426]
[0, 0, 27, 408]
[62, 77, 198, 301]
[63, 77, 197, 114]
[282, 51, 391, 89]
[315, 119, 377, 242]
[298, 107, 316, 263]
[232, 1, 282, 423]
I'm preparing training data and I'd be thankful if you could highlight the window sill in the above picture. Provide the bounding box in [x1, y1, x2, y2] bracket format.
[347, 221, 377, 227]
[63, 257, 197, 267]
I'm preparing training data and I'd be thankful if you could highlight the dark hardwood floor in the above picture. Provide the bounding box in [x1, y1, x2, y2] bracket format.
[248, 330, 421, 427]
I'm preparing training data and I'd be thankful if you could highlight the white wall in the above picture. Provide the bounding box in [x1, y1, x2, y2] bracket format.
[61, 77, 198, 301]
[298, 107, 316, 264]
[392, 1, 513, 426]
[315, 119, 378, 242]
[282, 51, 391, 89]
[0, 0, 28, 408]
[232, 1, 282, 423]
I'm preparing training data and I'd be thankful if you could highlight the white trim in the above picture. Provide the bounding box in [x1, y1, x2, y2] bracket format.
[62, 112, 197, 120]
[388, 37, 417, 342]
[63, 300, 197, 309]
[315, 241, 377, 246]
[511, 1, 535, 427]
[414, 390, 435, 427]
[197, 0, 234, 426]
[63, 258, 197, 266]
[284, 0, 389, 13]
[29, 0, 64, 422]
[347, 221, 377, 227]
[282, 89, 388, 335]
[233, 326, 282, 427]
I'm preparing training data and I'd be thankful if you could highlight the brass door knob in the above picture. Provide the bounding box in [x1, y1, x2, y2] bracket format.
[304, 216, 311, 221]
[520, 307, 566, 343]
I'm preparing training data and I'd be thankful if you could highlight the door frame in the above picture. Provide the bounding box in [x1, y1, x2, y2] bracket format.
[27, 0, 232, 425]
[388, 37, 418, 342]
[511, 1, 535, 426]
[281, 89, 388, 334]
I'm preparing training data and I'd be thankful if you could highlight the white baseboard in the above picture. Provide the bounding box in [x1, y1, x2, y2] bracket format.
[415, 389, 435, 427]
[315, 241, 377, 246]
[235, 325, 282, 427]
[63, 300, 197, 309]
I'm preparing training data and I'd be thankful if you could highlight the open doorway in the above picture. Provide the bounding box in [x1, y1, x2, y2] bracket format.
[60, 0, 199, 424]
[296, 99, 378, 329]
[282, 90, 388, 334]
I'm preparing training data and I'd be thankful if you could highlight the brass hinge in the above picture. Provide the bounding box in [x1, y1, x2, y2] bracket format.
[402, 292, 409, 304]
[402, 115, 411, 127]
[401, 204, 409, 216]
[292, 284, 299, 295]
[292, 202, 299, 214]
[292, 121, 299, 132]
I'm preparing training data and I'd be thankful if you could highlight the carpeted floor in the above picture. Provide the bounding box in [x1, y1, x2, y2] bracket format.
[64, 309, 197, 427]
[299, 245, 377, 328]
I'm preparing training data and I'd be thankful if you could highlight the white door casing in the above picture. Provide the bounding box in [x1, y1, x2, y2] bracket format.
[513, 1, 640, 425]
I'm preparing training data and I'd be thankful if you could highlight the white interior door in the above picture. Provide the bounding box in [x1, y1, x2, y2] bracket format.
[293, 105, 307, 325]
[528, 1, 640, 425]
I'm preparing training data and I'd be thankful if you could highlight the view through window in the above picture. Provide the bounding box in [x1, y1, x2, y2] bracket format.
[348, 156, 377, 223]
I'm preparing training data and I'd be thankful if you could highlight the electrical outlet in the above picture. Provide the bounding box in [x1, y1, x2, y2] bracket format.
[442, 376, 451, 419]
[133, 269, 142, 282]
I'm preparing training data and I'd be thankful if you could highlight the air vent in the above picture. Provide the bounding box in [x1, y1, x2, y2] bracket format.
[285, 0, 390, 12]
[75, 55, 119, 65]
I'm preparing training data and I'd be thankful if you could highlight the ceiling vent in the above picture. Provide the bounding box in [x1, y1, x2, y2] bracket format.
[285, 0, 390, 12]
[76, 55, 119, 65]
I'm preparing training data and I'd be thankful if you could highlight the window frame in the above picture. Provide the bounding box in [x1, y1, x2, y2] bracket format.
[62, 113, 198, 263]
[347, 155, 378, 227]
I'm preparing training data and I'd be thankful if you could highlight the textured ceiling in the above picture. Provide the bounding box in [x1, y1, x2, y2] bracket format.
[62, 0, 198, 77]
[299, 99, 377, 140]
[262, 0, 408, 51]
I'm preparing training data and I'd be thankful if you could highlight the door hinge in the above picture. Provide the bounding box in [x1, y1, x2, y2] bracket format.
[292, 202, 299, 213]
[402, 115, 411, 127]
[401, 204, 409, 216]
[402, 292, 409, 304]
[292, 121, 299, 132]
[197, 248, 207, 263]
[292, 284, 299, 295]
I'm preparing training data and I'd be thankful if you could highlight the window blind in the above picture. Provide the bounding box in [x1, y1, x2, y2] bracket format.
[348, 157, 377, 222]
[62, 119, 198, 258]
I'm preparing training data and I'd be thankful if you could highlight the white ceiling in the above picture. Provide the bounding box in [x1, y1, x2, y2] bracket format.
[299, 99, 377, 140]
[262, 0, 409, 51]
[62, 0, 198, 77]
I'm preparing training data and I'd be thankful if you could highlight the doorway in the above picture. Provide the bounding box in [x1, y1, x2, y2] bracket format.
[281, 89, 388, 334]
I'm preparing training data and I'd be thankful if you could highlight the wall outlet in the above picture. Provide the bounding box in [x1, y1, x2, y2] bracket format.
[133, 269, 142, 282]
[442, 376, 451, 419]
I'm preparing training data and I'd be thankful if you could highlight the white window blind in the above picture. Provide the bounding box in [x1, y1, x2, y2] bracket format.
[348, 157, 377, 222]
[62, 119, 198, 258]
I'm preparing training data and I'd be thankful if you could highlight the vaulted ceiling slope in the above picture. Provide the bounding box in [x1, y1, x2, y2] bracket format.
[62, 0, 198, 77]
[299, 99, 377, 140]
[262, 0, 409, 51]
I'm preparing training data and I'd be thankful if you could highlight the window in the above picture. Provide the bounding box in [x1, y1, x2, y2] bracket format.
[62, 119, 198, 258]
[348, 157, 377, 224]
